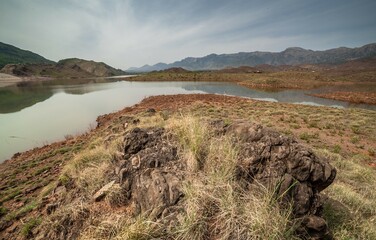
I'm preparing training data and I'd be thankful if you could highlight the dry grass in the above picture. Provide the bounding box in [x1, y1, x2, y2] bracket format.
[176, 180, 296, 240]
[59, 133, 123, 194]
[167, 115, 211, 171]
[169, 115, 296, 240]
[318, 150, 376, 239]
[61, 146, 113, 196]
[80, 214, 165, 240]
[39, 201, 90, 239]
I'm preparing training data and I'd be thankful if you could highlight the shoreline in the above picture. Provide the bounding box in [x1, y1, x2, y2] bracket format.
[308, 91, 376, 105]
[0, 73, 23, 87]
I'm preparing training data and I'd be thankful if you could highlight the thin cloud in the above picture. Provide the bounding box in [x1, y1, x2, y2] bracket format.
[0, 0, 375, 69]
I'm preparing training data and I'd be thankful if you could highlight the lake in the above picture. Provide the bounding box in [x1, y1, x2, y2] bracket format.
[0, 79, 375, 162]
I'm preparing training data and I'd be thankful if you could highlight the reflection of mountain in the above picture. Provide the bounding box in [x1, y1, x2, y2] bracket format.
[0, 86, 53, 113]
[0, 79, 122, 113]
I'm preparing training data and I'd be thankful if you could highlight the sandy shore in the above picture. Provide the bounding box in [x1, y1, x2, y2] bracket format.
[0, 73, 23, 87]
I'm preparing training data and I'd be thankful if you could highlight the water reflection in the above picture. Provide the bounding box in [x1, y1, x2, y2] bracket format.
[1, 80, 375, 114]
[0, 85, 53, 113]
[0, 78, 122, 113]
[182, 83, 376, 110]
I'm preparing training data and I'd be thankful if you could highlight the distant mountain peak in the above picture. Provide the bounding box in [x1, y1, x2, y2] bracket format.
[283, 47, 307, 52]
[127, 43, 376, 72]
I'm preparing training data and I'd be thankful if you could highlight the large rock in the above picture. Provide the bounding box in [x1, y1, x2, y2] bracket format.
[226, 121, 336, 239]
[117, 127, 183, 218]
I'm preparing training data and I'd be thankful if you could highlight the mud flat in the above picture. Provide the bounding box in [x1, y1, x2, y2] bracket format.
[0, 73, 23, 87]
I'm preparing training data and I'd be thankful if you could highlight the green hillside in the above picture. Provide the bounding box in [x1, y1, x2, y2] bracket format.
[0, 42, 54, 69]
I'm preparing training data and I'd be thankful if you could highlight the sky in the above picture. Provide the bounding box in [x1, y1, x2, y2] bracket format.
[0, 0, 375, 69]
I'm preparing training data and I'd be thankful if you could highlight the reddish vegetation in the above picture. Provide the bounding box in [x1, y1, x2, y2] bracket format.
[97, 94, 249, 126]
[309, 91, 376, 105]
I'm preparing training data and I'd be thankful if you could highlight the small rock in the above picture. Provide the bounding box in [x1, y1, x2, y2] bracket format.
[46, 203, 59, 215]
[93, 181, 115, 202]
[300, 215, 332, 239]
[146, 108, 156, 113]
[131, 156, 141, 169]
[54, 186, 67, 195]
[119, 168, 128, 184]
[112, 151, 124, 162]
[5, 223, 17, 233]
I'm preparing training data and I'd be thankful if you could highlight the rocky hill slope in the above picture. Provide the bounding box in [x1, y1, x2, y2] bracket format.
[129, 43, 376, 72]
[0, 58, 126, 78]
[0, 42, 54, 69]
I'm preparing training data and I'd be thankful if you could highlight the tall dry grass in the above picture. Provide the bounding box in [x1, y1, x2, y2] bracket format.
[318, 149, 376, 239]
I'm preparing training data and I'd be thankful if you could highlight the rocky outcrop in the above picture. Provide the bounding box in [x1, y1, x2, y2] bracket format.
[226, 121, 336, 239]
[109, 121, 336, 239]
[115, 127, 184, 218]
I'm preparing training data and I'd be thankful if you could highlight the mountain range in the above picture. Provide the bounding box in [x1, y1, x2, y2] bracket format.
[128, 43, 376, 72]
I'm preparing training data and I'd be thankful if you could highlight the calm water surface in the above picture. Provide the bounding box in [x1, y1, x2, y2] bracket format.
[0, 79, 375, 162]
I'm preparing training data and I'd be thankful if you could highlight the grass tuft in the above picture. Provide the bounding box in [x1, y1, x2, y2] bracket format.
[21, 217, 42, 237]
[168, 115, 210, 171]
[318, 149, 376, 239]
[61, 146, 113, 196]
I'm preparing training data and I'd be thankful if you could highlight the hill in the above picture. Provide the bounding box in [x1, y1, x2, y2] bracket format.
[1, 58, 126, 78]
[128, 43, 376, 72]
[0, 42, 54, 69]
[158, 67, 189, 73]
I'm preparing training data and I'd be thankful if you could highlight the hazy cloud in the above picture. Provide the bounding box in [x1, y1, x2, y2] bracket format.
[1, 0, 375, 69]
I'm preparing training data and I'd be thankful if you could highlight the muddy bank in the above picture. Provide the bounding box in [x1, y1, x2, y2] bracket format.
[309, 91, 376, 105]
[0, 73, 23, 88]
